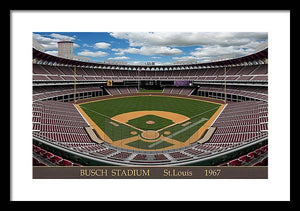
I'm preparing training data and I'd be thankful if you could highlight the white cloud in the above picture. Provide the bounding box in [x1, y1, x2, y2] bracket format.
[109, 32, 267, 62]
[107, 56, 130, 60]
[83, 43, 93, 47]
[172, 56, 198, 62]
[112, 46, 182, 56]
[34, 32, 267, 63]
[77, 50, 108, 57]
[128, 61, 145, 65]
[73, 43, 80, 48]
[190, 45, 255, 59]
[94, 42, 111, 49]
[33, 33, 59, 50]
[45, 50, 58, 56]
[33, 33, 79, 50]
[109, 32, 267, 48]
[50, 33, 75, 41]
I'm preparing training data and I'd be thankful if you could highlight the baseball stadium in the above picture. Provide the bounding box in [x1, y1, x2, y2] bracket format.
[32, 34, 268, 167]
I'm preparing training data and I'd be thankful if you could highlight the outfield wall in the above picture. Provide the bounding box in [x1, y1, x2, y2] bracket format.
[76, 92, 226, 105]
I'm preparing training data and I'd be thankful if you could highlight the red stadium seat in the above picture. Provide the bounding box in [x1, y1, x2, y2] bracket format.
[50, 155, 62, 164]
[33, 157, 40, 166]
[260, 157, 268, 166]
[39, 149, 47, 157]
[45, 152, 54, 160]
[34, 146, 41, 153]
[247, 152, 258, 159]
[254, 149, 261, 157]
[60, 159, 72, 166]
[228, 159, 242, 166]
[260, 145, 268, 154]
[239, 155, 253, 163]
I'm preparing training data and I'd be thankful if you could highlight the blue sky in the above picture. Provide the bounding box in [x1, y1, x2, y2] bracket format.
[33, 32, 268, 65]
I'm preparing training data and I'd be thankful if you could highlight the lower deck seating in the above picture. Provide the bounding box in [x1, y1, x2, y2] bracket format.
[163, 87, 195, 96]
[221, 144, 268, 166]
[33, 144, 82, 166]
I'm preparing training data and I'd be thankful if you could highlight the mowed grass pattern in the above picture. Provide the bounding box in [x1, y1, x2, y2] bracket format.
[161, 108, 219, 143]
[79, 96, 220, 148]
[80, 96, 218, 117]
[79, 107, 135, 141]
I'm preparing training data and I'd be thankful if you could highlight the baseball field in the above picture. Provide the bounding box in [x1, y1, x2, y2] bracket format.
[76, 95, 224, 151]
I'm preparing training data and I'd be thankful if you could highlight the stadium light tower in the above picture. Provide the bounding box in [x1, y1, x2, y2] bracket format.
[224, 66, 227, 104]
[137, 67, 141, 91]
[74, 66, 77, 104]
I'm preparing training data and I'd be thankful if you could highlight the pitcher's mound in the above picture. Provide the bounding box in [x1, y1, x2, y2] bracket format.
[146, 120, 155, 125]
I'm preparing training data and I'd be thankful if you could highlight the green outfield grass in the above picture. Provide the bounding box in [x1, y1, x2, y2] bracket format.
[79, 95, 220, 150]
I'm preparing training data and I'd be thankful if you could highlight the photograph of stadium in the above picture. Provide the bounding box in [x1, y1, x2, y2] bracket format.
[32, 32, 268, 177]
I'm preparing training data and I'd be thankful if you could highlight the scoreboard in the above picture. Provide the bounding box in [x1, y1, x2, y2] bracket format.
[107, 80, 113, 86]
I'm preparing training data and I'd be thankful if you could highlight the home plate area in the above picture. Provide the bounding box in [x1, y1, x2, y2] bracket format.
[109, 111, 211, 150]
[109, 111, 196, 150]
